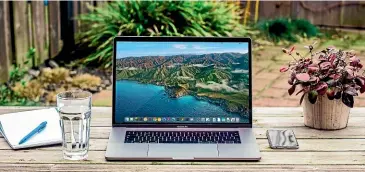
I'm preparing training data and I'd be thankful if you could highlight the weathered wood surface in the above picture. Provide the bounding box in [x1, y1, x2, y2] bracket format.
[0, 107, 365, 171]
[13, 1, 31, 67]
[303, 95, 350, 130]
[0, 1, 13, 83]
[31, 1, 48, 65]
[48, 1, 62, 58]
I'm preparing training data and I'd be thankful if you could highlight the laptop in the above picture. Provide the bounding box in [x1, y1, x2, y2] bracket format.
[105, 37, 261, 160]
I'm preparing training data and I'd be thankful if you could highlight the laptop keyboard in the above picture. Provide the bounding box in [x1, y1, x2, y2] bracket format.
[124, 131, 241, 144]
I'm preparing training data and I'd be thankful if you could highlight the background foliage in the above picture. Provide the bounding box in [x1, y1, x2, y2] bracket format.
[257, 18, 319, 43]
[77, 0, 250, 68]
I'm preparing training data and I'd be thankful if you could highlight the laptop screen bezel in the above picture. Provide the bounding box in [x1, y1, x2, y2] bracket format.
[112, 36, 252, 128]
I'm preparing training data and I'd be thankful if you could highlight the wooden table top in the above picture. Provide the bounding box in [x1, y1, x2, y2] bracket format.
[1, 106, 365, 171]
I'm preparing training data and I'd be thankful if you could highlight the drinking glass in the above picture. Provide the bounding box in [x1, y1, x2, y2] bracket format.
[57, 91, 92, 160]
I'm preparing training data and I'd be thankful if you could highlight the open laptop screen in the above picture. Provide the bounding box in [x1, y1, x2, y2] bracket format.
[114, 39, 250, 124]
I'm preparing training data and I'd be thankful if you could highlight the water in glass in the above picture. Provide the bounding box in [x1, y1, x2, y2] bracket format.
[57, 91, 92, 160]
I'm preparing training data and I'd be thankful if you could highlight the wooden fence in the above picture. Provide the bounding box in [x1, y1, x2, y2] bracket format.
[252, 1, 365, 28]
[1, 1, 365, 83]
[0, 1, 107, 83]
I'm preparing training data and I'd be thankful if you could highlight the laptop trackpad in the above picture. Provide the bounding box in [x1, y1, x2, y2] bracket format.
[148, 144, 218, 159]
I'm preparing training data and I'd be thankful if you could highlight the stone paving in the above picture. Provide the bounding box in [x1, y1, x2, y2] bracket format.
[92, 35, 365, 107]
[252, 37, 365, 107]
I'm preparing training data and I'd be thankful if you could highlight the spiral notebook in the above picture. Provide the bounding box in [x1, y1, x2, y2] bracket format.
[0, 108, 62, 149]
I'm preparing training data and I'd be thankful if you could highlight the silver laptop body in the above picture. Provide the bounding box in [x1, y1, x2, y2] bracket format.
[105, 37, 261, 161]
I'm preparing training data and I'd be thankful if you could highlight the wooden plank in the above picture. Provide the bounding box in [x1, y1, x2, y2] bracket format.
[2, 124, 365, 140]
[79, 1, 92, 32]
[320, 1, 342, 27]
[1, 164, 365, 172]
[48, 1, 61, 58]
[72, 1, 80, 34]
[1, 107, 365, 117]
[296, 1, 325, 26]
[31, 1, 48, 65]
[2, 138, 365, 152]
[1, 125, 365, 140]
[95, 0, 108, 8]
[258, 1, 291, 20]
[0, 1, 13, 83]
[0, 150, 364, 165]
[13, 1, 31, 67]
[341, 1, 365, 28]
[26, 3, 33, 53]
[80, 1, 91, 14]
[2, 108, 365, 128]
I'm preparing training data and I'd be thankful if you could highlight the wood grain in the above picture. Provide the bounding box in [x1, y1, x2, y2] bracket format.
[303, 95, 350, 130]
[48, 1, 62, 58]
[0, 150, 364, 165]
[2, 139, 365, 152]
[1, 164, 365, 172]
[0, 107, 365, 171]
[0, 1, 13, 83]
[13, 1, 31, 67]
[31, 1, 48, 65]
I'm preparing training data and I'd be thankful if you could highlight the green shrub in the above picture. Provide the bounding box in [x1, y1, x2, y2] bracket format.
[258, 18, 319, 43]
[0, 48, 35, 105]
[77, 1, 247, 68]
[292, 19, 319, 38]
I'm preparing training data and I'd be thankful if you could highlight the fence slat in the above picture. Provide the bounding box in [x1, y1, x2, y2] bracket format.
[341, 1, 365, 28]
[95, 0, 108, 8]
[73, 1, 80, 34]
[31, 1, 48, 66]
[0, 1, 12, 83]
[13, 1, 31, 67]
[258, 1, 291, 20]
[321, 1, 342, 27]
[48, 1, 62, 58]
[79, 1, 92, 32]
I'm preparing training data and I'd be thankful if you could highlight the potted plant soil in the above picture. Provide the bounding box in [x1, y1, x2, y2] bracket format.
[280, 42, 365, 130]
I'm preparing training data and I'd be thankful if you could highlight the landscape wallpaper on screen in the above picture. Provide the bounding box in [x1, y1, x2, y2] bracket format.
[115, 42, 250, 123]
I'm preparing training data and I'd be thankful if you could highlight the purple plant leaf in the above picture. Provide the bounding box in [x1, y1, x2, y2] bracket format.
[344, 87, 358, 96]
[329, 53, 336, 64]
[346, 69, 355, 79]
[289, 46, 295, 54]
[308, 66, 319, 73]
[318, 54, 327, 61]
[296, 73, 310, 82]
[361, 85, 365, 93]
[308, 91, 318, 104]
[288, 85, 296, 96]
[350, 56, 360, 63]
[355, 77, 364, 86]
[326, 79, 336, 87]
[334, 91, 342, 99]
[358, 63, 363, 69]
[320, 62, 331, 70]
[299, 93, 305, 105]
[329, 74, 341, 80]
[280, 66, 289, 73]
[326, 88, 335, 100]
[309, 76, 318, 82]
[315, 82, 328, 95]
[342, 93, 354, 108]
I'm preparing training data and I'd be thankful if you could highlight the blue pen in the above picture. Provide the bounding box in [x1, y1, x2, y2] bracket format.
[18, 121, 48, 145]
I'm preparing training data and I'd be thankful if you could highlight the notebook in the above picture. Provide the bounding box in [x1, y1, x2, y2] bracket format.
[0, 108, 62, 149]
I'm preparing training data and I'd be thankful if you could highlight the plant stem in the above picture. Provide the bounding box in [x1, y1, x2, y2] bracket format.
[290, 54, 298, 62]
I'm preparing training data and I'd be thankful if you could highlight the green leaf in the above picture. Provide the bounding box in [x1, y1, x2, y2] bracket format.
[308, 91, 318, 104]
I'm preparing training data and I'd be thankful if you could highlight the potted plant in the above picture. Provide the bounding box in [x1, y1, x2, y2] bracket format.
[280, 42, 365, 130]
